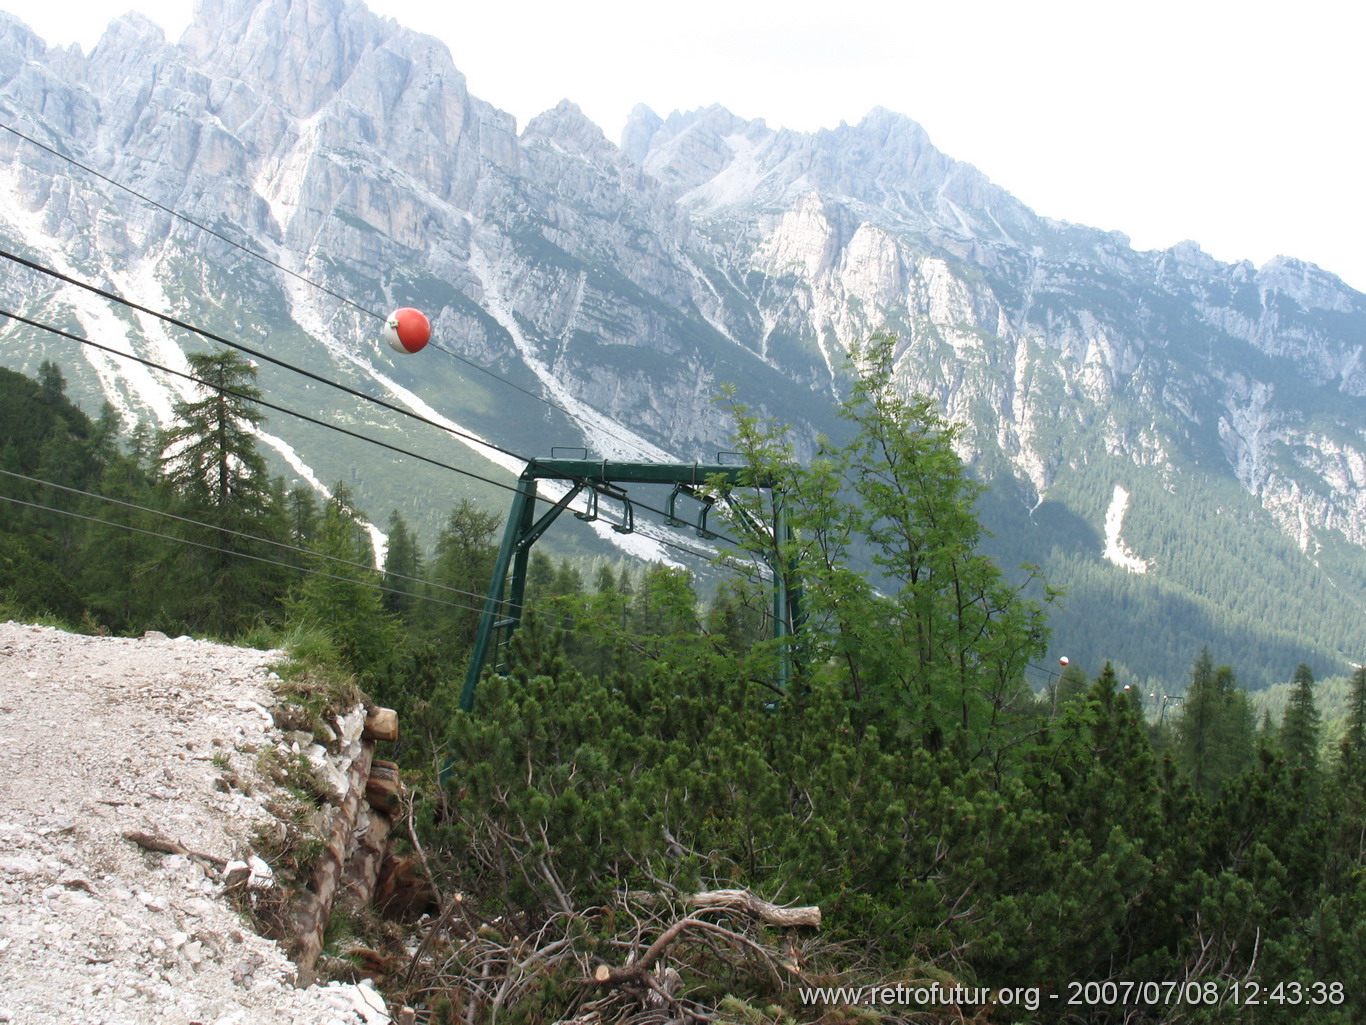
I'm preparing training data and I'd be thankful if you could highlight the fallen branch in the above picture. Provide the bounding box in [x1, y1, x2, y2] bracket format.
[688, 889, 821, 928]
[402, 890, 469, 992]
[592, 915, 781, 986]
[624, 888, 821, 928]
[123, 830, 227, 872]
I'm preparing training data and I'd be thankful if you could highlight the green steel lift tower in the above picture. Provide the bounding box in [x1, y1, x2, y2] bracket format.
[460, 457, 798, 712]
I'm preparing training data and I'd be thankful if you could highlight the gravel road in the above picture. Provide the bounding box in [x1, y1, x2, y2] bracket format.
[0, 621, 390, 1025]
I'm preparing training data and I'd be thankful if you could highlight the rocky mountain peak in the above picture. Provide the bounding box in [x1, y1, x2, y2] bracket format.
[94, 11, 168, 48]
[182, 0, 397, 118]
[634, 103, 774, 198]
[1162, 239, 1221, 272]
[620, 102, 662, 164]
[0, 12, 49, 80]
[523, 99, 615, 157]
[85, 11, 181, 104]
[1256, 255, 1361, 313]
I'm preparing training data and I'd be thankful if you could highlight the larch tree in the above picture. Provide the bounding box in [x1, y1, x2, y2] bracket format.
[156, 349, 286, 635]
[721, 332, 1052, 757]
[159, 351, 271, 513]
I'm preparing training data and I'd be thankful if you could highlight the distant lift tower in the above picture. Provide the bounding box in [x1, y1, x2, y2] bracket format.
[460, 457, 799, 712]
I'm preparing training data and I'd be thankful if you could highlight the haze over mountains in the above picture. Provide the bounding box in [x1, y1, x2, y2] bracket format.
[2, 0, 1365, 689]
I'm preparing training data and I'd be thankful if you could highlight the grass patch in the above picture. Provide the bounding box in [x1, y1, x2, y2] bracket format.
[240, 620, 365, 737]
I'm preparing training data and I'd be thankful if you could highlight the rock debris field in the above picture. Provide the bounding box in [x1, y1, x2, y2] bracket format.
[0, 621, 390, 1025]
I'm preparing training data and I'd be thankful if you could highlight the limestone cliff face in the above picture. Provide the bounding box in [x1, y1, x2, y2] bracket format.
[622, 102, 1366, 556]
[3, 0, 1366, 679]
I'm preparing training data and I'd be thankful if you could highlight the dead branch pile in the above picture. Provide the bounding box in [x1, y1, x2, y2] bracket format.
[387, 886, 827, 1024]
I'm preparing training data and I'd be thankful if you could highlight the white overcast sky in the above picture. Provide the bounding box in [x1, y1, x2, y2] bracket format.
[5, 0, 1365, 292]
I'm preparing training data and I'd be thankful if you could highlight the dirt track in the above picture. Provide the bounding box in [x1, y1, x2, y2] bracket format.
[0, 621, 388, 1025]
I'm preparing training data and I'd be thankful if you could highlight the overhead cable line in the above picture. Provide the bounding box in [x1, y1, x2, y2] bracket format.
[0, 466, 496, 607]
[0, 306, 523, 497]
[0, 491, 487, 615]
[0, 307, 748, 573]
[0, 255, 752, 557]
[0, 246, 529, 463]
[0, 118, 654, 452]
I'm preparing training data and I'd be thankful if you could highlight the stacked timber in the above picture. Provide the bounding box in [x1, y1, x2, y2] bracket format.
[283, 704, 405, 984]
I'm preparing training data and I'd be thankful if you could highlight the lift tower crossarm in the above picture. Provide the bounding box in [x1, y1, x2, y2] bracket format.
[525, 458, 772, 488]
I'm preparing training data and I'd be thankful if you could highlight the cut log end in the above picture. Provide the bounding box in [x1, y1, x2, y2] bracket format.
[366, 761, 403, 814]
[363, 707, 399, 742]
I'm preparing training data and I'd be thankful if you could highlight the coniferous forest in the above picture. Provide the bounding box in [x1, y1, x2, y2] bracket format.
[2, 340, 1364, 1024]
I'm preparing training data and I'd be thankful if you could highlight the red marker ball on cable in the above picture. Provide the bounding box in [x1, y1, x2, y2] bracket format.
[385, 308, 430, 354]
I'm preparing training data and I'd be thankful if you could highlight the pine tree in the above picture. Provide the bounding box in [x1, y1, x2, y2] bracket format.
[287, 483, 397, 678]
[1339, 665, 1366, 782]
[423, 498, 500, 649]
[1178, 648, 1217, 791]
[285, 482, 321, 549]
[1213, 663, 1256, 778]
[1176, 649, 1254, 798]
[1282, 662, 1322, 773]
[1053, 661, 1090, 711]
[551, 559, 584, 598]
[631, 565, 699, 638]
[79, 448, 161, 630]
[1006, 665, 1176, 986]
[705, 577, 767, 656]
[524, 550, 557, 604]
[36, 359, 65, 399]
[0, 365, 105, 622]
[592, 562, 617, 595]
[381, 509, 423, 619]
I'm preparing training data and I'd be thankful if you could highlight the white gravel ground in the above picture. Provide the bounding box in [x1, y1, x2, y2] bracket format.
[0, 621, 391, 1025]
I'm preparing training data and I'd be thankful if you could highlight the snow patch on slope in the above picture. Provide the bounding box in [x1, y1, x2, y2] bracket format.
[0, 195, 190, 427]
[467, 237, 675, 462]
[680, 133, 762, 210]
[1103, 484, 1150, 574]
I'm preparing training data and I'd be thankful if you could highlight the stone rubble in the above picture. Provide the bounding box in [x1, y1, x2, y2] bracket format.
[0, 621, 392, 1025]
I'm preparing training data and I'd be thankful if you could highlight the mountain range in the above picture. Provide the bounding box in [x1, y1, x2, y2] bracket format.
[2, 0, 1365, 690]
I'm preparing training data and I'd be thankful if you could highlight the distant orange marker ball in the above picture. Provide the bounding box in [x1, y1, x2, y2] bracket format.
[385, 308, 430, 354]
[1059, 656, 1070, 666]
